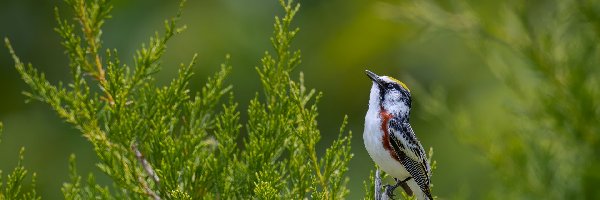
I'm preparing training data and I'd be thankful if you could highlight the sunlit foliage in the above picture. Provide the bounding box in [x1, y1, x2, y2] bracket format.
[3, 0, 352, 199]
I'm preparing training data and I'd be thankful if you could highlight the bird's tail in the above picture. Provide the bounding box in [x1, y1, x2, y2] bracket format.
[406, 179, 433, 200]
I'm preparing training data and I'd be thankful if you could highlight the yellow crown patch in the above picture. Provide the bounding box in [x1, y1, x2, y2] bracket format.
[388, 77, 410, 92]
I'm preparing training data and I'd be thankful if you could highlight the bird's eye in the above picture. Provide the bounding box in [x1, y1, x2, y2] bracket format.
[386, 83, 394, 89]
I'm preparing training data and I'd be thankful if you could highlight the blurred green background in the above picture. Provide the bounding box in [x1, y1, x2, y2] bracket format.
[2, 0, 599, 199]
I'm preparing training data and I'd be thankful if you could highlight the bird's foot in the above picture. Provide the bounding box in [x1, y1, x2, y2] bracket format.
[385, 177, 415, 199]
[384, 184, 397, 199]
[384, 178, 403, 199]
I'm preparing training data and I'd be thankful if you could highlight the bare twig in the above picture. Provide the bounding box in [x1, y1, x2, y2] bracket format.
[375, 170, 383, 200]
[132, 142, 161, 200]
[375, 170, 391, 200]
[132, 143, 160, 184]
[137, 176, 162, 200]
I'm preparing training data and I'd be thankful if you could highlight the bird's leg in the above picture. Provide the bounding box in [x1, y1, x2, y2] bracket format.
[384, 177, 413, 199]
[399, 177, 413, 196]
[384, 178, 401, 199]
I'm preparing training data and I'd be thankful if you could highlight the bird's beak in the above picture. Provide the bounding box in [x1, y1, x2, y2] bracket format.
[365, 70, 383, 86]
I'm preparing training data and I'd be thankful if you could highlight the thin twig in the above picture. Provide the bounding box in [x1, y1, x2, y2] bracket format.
[132, 142, 161, 200]
[375, 170, 390, 200]
[375, 170, 383, 200]
[137, 176, 161, 200]
[132, 143, 160, 184]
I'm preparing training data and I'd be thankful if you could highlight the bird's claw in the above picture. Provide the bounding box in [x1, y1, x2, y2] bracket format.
[384, 184, 397, 199]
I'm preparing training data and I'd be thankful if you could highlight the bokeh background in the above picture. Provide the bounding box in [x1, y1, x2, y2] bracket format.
[2, 0, 599, 199]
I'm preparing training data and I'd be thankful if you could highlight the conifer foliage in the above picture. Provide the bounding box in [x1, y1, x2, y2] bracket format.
[3, 0, 353, 199]
[0, 122, 40, 200]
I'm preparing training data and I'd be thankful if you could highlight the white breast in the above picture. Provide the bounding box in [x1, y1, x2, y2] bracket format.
[363, 109, 411, 180]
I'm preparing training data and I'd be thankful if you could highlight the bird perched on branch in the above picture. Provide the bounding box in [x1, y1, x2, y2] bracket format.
[363, 70, 432, 200]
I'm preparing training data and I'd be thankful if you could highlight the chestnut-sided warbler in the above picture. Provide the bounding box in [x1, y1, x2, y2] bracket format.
[363, 70, 432, 200]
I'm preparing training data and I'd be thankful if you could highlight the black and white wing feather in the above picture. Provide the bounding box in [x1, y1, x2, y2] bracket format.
[387, 118, 432, 199]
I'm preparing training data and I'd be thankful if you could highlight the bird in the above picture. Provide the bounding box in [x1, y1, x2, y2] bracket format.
[363, 70, 432, 200]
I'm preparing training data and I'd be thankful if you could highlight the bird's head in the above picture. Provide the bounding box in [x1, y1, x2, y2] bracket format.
[365, 70, 412, 117]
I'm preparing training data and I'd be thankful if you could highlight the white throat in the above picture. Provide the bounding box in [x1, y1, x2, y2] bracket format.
[367, 83, 409, 117]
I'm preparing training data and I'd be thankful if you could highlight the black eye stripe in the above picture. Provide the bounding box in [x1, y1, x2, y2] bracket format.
[384, 83, 404, 92]
[378, 85, 386, 101]
[380, 83, 411, 95]
[378, 81, 412, 108]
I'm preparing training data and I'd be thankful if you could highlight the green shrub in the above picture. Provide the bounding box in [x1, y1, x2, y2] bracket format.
[3, 0, 352, 199]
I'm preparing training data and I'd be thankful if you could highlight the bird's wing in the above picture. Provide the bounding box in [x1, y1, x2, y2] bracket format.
[402, 122, 431, 175]
[387, 118, 432, 199]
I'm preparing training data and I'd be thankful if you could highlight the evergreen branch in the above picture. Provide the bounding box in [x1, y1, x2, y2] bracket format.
[5, 38, 79, 125]
[54, 6, 90, 99]
[0, 147, 40, 200]
[62, 155, 114, 199]
[69, 0, 114, 104]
